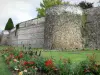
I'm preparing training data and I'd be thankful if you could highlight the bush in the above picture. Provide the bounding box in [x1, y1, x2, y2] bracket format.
[2, 47, 100, 75]
[74, 54, 100, 75]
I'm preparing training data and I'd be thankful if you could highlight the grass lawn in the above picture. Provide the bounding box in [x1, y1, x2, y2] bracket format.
[0, 46, 12, 75]
[0, 57, 12, 75]
[41, 50, 100, 64]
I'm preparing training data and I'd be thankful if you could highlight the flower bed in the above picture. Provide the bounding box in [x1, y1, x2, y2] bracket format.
[1, 47, 100, 75]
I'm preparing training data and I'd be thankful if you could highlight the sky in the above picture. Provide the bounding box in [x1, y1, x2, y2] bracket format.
[0, 0, 99, 30]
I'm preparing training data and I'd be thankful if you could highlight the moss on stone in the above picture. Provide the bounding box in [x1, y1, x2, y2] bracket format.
[82, 12, 87, 28]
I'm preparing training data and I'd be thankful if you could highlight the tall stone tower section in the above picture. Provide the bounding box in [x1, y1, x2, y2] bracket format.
[83, 7, 100, 49]
[44, 5, 84, 50]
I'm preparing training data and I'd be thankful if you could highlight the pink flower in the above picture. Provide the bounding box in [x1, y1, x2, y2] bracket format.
[13, 59, 17, 62]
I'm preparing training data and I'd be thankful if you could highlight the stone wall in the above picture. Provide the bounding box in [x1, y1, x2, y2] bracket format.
[7, 28, 18, 46]
[0, 17, 45, 48]
[1, 5, 100, 50]
[44, 5, 83, 50]
[17, 17, 45, 48]
[0, 30, 9, 45]
[83, 7, 100, 49]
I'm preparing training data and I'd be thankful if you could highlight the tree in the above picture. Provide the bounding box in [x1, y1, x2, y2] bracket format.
[78, 1, 93, 9]
[36, 0, 69, 18]
[5, 18, 14, 30]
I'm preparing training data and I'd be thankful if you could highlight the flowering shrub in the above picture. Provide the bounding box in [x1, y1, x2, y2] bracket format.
[74, 54, 100, 75]
[1, 47, 100, 75]
[23, 61, 35, 67]
[55, 58, 72, 75]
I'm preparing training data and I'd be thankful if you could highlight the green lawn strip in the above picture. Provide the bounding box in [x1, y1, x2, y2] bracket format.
[41, 50, 100, 64]
[0, 56, 12, 75]
[0, 46, 12, 75]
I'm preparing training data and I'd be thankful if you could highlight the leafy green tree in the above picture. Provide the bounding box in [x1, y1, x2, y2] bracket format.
[5, 18, 14, 30]
[36, 0, 69, 18]
[78, 1, 93, 9]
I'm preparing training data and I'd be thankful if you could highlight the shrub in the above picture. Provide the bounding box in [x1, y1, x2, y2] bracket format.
[74, 54, 100, 75]
[1, 47, 100, 75]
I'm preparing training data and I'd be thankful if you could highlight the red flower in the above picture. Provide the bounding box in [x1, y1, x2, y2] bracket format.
[23, 61, 28, 66]
[19, 52, 23, 58]
[45, 59, 53, 67]
[23, 61, 35, 67]
[28, 61, 35, 65]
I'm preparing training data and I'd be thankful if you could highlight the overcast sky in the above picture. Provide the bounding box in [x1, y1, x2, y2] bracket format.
[0, 0, 99, 30]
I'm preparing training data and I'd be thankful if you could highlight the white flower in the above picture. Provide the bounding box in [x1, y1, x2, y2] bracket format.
[14, 66, 19, 71]
[35, 67, 38, 70]
[13, 59, 19, 62]
[15, 68, 19, 71]
[24, 69, 27, 72]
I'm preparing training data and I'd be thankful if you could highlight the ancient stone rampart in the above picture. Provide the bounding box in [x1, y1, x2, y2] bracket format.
[83, 7, 100, 49]
[44, 5, 83, 49]
[1, 5, 100, 50]
[7, 28, 18, 46]
[0, 30, 10, 45]
[17, 17, 45, 48]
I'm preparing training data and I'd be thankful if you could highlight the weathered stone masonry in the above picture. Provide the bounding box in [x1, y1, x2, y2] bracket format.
[1, 5, 100, 50]
[17, 17, 45, 48]
[83, 7, 100, 49]
[44, 5, 83, 49]
[0, 17, 45, 48]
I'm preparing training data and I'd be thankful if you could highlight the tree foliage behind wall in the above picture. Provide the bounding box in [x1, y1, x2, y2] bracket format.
[5, 18, 14, 30]
[78, 1, 93, 9]
[36, 0, 69, 18]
